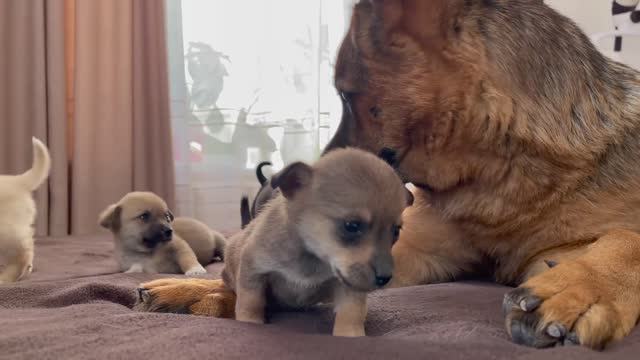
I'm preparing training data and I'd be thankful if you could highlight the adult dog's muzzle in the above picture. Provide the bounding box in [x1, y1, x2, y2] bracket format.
[378, 147, 398, 168]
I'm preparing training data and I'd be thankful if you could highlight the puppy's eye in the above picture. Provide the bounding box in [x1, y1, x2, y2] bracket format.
[344, 221, 363, 234]
[165, 213, 172, 222]
[340, 220, 367, 245]
[138, 212, 150, 222]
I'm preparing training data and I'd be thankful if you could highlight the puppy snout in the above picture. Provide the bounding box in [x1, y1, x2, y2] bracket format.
[375, 275, 392, 287]
[155, 225, 173, 242]
[372, 251, 394, 288]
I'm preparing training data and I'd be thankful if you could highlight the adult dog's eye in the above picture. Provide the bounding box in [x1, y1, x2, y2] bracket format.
[344, 221, 363, 234]
[138, 211, 150, 222]
[369, 106, 381, 118]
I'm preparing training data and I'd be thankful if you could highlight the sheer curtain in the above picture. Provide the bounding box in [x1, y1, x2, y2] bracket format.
[165, 0, 354, 232]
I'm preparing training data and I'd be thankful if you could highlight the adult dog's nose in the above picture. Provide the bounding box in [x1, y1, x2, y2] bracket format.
[378, 148, 397, 167]
[375, 275, 392, 287]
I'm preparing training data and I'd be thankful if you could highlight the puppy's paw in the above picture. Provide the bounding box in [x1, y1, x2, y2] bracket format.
[124, 264, 144, 273]
[18, 264, 33, 281]
[134, 278, 235, 318]
[236, 312, 265, 324]
[185, 264, 207, 276]
[333, 326, 366, 338]
[504, 261, 634, 350]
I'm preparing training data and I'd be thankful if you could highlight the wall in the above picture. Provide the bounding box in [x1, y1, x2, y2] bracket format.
[546, 0, 640, 69]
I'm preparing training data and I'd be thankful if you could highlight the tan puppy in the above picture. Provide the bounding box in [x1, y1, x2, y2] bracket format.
[99, 192, 225, 275]
[0, 137, 51, 284]
[172, 217, 226, 263]
[138, 148, 411, 337]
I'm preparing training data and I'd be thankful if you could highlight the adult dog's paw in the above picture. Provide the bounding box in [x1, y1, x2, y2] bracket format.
[134, 278, 236, 318]
[503, 261, 631, 350]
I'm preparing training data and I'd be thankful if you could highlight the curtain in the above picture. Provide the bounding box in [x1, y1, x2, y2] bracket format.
[0, 0, 175, 236]
[72, 0, 175, 234]
[166, 0, 355, 232]
[0, 0, 65, 236]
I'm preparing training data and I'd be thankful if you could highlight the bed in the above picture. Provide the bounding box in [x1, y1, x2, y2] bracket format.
[1, 234, 638, 359]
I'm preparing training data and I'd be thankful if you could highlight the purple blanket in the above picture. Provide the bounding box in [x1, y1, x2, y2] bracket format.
[0, 235, 638, 359]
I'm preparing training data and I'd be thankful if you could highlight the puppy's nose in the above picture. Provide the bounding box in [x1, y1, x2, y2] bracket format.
[375, 275, 392, 287]
[163, 228, 173, 238]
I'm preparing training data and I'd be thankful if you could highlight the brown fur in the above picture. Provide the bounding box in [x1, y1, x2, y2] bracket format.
[135, 0, 640, 349]
[99, 192, 225, 275]
[139, 148, 409, 337]
[134, 278, 236, 317]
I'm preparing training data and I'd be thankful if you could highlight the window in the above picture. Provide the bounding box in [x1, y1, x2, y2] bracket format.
[166, 0, 355, 231]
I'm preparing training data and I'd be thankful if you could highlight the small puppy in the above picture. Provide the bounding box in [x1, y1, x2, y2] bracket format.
[239, 149, 402, 229]
[172, 217, 226, 263]
[0, 137, 51, 284]
[240, 161, 277, 229]
[223, 148, 412, 337]
[99, 192, 225, 275]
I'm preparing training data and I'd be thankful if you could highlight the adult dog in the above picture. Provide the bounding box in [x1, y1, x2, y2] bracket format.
[138, 0, 640, 349]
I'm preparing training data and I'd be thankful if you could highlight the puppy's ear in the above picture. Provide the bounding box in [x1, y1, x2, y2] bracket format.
[167, 210, 175, 222]
[405, 188, 414, 207]
[99, 204, 122, 231]
[271, 162, 313, 199]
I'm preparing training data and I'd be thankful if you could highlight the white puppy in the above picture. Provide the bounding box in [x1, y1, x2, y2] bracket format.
[0, 137, 51, 284]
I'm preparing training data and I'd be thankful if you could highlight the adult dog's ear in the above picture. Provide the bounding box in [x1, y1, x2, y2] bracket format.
[365, 0, 457, 50]
[99, 204, 122, 231]
[271, 162, 313, 199]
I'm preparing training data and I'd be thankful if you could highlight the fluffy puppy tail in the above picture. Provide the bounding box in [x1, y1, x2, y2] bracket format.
[17, 137, 51, 191]
[240, 196, 252, 229]
[256, 161, 272, 186]
[211, 231, 226, 261]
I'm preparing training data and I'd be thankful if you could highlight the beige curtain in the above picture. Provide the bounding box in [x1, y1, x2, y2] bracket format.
[0, 0, 175, 236]
[0, 0, 64, 236]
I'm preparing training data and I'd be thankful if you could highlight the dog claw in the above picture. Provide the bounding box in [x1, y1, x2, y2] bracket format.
[563, 332, 580, 346]
[504, 288, 562, 348]
[509, 311, 557, 348]
[546, 323, 566, 338]
[503, 288, 533, 315]
[519, 296, 542, 312]
[137, 288, 150, 303]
